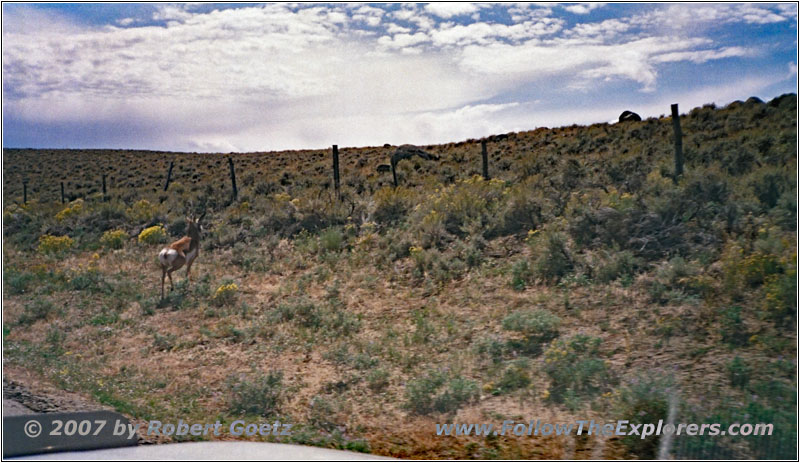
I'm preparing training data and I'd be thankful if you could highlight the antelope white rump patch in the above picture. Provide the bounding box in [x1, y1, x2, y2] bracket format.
[158, 248, 179, 267]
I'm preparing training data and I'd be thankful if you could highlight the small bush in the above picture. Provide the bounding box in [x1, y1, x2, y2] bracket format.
[319, 228, 344, 253]
[126, 199, 159, 223]
[212, 282, 239, 306]
[511, 259, 532, 291]
[367, 368, 390, 392]
[412, 176, 507, 242]
[18, 299, 57, 325]
[763, 268, 796, 326]
[614, 372, 677, 459]
[138, 225, 167, 245]
[648, 257, 701, 304]
[494, 185, 546, 236]
[270, 297, 360, 337]
[228, 370, 284, 417]
[307, 395, 340, 431]
[530, 230, 574, 282]
[594, 249, 640, 284]
[271, 299, 322, 328]
[719, 306, 748, 347]
[474, 335, 509, 364]
[4, 268, 34, 295]
[404, 370, 479, 415]
[493, 359, 532, 394]
[543, 334, 612, 408]
[55, 199, 84, 222]
[751, 169, 788, 209]
[37, 234, 74, 256]
[100, 229, 129, 249]
[373, 186, 414, 225]
[726, 356, 751, 388]
[502, 309, 560, 354]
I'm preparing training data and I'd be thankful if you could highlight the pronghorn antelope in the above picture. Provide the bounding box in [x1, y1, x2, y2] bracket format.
[158, 213, 204, 299]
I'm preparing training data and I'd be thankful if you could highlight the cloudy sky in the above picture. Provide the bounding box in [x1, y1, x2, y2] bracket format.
[2, 3, 797, 152]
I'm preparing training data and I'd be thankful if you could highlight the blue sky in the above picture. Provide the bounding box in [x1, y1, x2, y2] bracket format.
[2, 3, 797, 152]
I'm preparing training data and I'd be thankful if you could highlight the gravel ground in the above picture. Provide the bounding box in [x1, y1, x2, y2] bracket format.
[3, 398, 34, 416]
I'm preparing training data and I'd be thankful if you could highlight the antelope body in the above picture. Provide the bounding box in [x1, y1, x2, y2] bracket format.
[158, 215, 202, 299]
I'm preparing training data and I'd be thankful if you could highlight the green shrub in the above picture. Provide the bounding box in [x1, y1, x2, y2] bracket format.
[502, 309, 560, 354]
[751, 169, 788, 209]
[307, 395, 339, 431]
[3, 205, 42, 247]
[473, 335, 509, 364]
[404, 370, 479, 415]
[212, 282, 239, 307]
[719, 306, 748, 347]
[494, 184, 547, 236]
[726, 356, 751, 388]
[412, 176, 507, 243]
[319, 228, 344, 253]
[648, 257, 702, 303]
[126, 199, 159, 222]
[152, 332, 176, 351]
[366, 368, 391, 392]
[228, 370, 284, 417]
[69, 268, 113, 293]
[37, 234, 74, 256]
[613, 372, 677, 459]
[530, 230, 574, 282]
[4, 268, 34, 295]
[138, 225, 167, 245]
[595, 249, 640, 284]
[18, 299, 57, 325]
[271, 299, 322, 328]
[100, 229, 129, 249]
[543, 335, 612, 408]
[270, 297, 360, 337]
[764, 268, 796, 326]
[511, 259, 532, 291]
[373, 187, 414, 225]
[493, 359, 532, 394]
[55, 199, 84, 222]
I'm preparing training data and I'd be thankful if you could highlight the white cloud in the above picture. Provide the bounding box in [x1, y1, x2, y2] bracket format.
[386, 23, 412, 34]
[377, 32, 430, 49]
[391, 5, 436, 30]
[738, 5, 790, 24]
[566, 18, 630, 40]
[424, 3, 481, 19]
[152, 4, 193, 22]
[456, 36, 738, 91]
[631, 3, 793, 32]
[652, 46, 754, 64]
[430, 18, 563, 47]
[563, 3, 606, 15]
[352, 5, 384, 27]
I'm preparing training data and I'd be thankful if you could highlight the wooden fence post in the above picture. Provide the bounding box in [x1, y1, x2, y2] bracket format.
[102, 174, 107, 201]
[332, 145, 340, 200]
[481, 139, 490, 180]
[671, 103, 683, 183]
[22, 181, 27, 204]
[61, 182, 65, 204]
[164, 161, 174, 192]
[228, 157, 238, 201]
